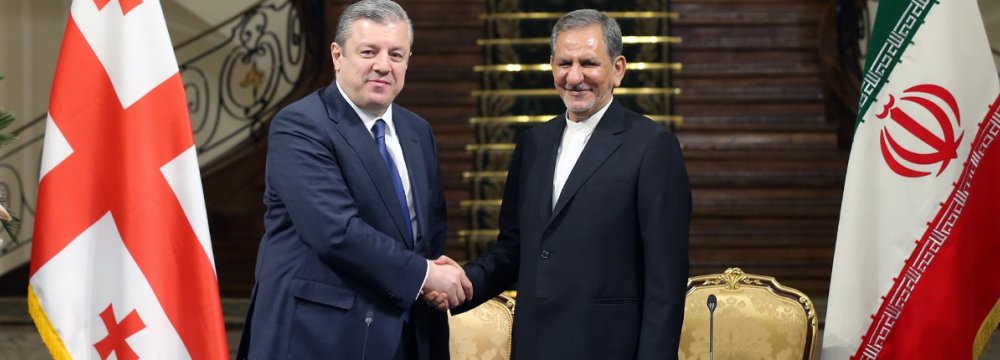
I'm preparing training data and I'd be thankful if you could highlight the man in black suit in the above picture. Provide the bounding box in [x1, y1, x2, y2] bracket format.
[435, 9, 691, 359]
[238, 1, 471, 359]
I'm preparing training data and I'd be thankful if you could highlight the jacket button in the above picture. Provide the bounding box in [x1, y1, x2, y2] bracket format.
[540, 250, 550, 259]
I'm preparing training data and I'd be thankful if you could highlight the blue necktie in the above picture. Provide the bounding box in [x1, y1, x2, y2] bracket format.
[372, 119, 414, 247]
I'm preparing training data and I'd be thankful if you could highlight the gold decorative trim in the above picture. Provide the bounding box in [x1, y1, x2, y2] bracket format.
[466, 144, 515, 152]
[475, 64, 551, 72]
[469, 115, 683, 125]
[621, 35, 683, 44]
[28, 285, 72, 359]
[460, 200, 503, 208]
[500, 293, 517, 313]
[469, 115, 553, 124]
[472, 89, 557, 96]
[974, 296, 1000, 359]
[471, 87, 680, 97]
[480, 11, 680, 21]
[474, 62, 683, 72]
[459, 229, 501, 238]
[631, 62, 684, 71]
[477, 36, 682, 46]
[463, 171, 509, 179]
[696, 267, 766, 290]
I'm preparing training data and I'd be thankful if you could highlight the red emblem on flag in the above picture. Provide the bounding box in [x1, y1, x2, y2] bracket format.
[94, 304, 145, 360]
[876, 84, 964, 178]
[92, 0, 143, 15]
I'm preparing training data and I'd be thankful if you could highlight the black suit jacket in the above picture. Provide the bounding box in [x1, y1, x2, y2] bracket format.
[239, 83, 449, 359]
[459, 99, 691, 359]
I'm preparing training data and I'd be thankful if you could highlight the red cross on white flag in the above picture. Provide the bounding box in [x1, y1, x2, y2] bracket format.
[28, 0, 229, 358]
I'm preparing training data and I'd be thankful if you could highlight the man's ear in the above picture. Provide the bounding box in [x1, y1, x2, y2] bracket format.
[331, 42, 342, 72]
[613, 55, 626, 87]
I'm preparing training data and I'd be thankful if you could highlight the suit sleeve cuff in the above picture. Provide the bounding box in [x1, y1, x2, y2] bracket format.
[416, 259, 430, 300]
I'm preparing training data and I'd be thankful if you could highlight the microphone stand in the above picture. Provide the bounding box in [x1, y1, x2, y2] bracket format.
[362, 310, 373, 360]
[707, 294, 717, 360]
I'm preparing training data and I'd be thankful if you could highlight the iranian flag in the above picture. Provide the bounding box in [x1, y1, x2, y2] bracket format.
[822, 0, 1000, 358]
[28, 0, 229, 359]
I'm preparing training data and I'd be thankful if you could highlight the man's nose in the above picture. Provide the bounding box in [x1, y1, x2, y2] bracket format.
[372, 52, 390, 74]
[566, 65, 584, 85]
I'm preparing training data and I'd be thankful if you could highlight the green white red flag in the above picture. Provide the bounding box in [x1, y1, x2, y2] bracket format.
[28, 0, 229, 358]
[823, 0, 1000, 358]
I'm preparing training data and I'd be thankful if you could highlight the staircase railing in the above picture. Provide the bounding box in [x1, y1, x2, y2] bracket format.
[0, 0, 317, 276]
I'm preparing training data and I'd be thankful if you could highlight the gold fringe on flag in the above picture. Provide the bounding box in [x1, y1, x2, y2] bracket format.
[974, 297, 1000, 359]
[27, 285, 71, 359]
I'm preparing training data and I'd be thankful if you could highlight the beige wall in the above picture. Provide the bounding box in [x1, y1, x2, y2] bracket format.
[0, 0, 70, 125]
[0, 0, 251, 124]
[981, 0, 1000, 71]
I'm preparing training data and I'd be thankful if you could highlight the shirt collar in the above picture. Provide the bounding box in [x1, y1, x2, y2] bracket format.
[336, 80, 396, 137]
[564, 96, 613, 133]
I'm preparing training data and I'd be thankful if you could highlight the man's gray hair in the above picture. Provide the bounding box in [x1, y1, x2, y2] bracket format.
[550, 9, 623, 60]
[334, 0, 413, 45]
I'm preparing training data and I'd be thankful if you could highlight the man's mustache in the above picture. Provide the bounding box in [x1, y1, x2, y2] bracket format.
[366, 75, 392, 83]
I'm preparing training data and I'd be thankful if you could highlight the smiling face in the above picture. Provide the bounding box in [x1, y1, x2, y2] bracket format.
[331, 18, 411, 115]
[550, 24, 626, 121]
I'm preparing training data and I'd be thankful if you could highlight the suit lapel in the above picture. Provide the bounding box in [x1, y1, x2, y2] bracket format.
[534, 117, 564, 221]
[548, 101, 624, 226]
[323, 86, 413, 248]
[395, 106, 430, 253]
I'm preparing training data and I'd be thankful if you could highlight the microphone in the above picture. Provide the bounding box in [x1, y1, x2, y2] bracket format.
[707, 294, 717, 360]
[361, 310, 374, 360]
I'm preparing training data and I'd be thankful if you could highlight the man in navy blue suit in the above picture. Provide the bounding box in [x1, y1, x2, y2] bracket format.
[238, 1, 470, 359]
[432, 9, 692, 359]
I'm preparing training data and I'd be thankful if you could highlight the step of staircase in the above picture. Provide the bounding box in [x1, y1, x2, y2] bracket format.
[673, 28, 818, 51]
[679, 116, 834, 132]
[672, 0, 824, 26]
[677, 131, 839, 152]
[691, 217, 838, 247]
[687, 157, 846, 188]
[671, 0, 844, 304]
[692, 188, 842, 218]
[678, 61, 819, 78]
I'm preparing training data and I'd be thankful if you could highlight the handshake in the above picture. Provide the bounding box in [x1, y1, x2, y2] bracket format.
[421, 256, 472, 311]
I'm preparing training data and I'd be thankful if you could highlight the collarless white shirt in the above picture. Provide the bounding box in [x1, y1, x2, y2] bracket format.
[552, 98, 613, 209]
[336, 81, 417, 239]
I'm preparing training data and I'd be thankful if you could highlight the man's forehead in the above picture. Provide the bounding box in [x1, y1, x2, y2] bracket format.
[555, 27, 603, 46]
[345, 19, 411, 47]
[557, 24, 602, 38]
[554, 33, 605, 55]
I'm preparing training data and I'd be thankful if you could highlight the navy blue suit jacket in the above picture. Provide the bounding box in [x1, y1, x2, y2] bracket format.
[240, 83, 449, 359]
[457, 100, 691, 359]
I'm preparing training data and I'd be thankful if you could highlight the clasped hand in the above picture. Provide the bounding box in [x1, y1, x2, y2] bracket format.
[420, 255, 471, 311]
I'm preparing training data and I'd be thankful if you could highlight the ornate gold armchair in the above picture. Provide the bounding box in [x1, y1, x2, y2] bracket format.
[449, 294, 516, 360]
[679, 268, 818, 360]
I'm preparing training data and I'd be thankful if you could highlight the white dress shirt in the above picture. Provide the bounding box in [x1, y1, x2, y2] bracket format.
[552, 98, 613, 208]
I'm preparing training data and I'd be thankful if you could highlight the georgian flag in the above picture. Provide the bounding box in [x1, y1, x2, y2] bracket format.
[823, 0, 1000, 358]
[28, 0, 229, 358]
